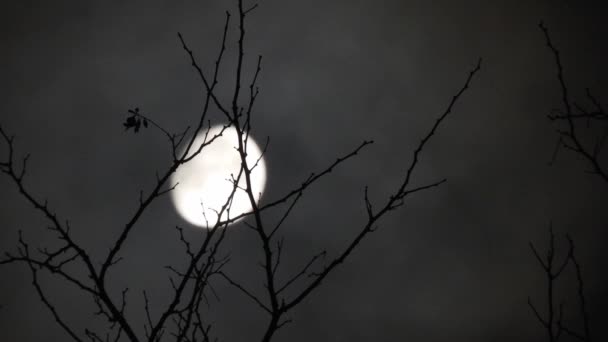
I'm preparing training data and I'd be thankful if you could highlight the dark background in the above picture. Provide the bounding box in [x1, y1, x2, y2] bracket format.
[1, 1, 607, 341]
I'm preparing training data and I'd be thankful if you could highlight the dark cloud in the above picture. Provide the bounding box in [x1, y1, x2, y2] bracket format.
[1, 1, 607, 341]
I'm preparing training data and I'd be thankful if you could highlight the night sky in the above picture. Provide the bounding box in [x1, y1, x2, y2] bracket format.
[1, 1, 607, 341]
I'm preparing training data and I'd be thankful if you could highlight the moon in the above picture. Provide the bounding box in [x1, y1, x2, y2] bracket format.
[169, 125, 267, 228]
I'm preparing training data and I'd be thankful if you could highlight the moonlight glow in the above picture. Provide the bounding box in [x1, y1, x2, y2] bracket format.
[170, 125, 267, 228]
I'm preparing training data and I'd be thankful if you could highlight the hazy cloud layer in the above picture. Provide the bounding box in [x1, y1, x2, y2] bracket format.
[1, 1, 607, 341]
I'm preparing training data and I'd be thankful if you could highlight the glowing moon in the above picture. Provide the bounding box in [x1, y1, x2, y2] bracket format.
[170, 125, 267, 228]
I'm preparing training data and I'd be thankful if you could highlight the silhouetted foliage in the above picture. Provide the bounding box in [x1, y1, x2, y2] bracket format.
[124, 108, 149, 133]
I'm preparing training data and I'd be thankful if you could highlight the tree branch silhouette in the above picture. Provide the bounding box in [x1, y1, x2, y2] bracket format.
[0, 1, 481, 341]
[530, 21, 598, 342]
[540, 22, 608, 183]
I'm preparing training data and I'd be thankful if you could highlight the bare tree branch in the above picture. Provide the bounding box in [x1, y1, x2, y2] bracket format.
[540, 21, 608, 183]
[1, 2, 482, 342]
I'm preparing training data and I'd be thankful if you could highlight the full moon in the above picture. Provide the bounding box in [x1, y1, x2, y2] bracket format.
[170, 125, 267, 228]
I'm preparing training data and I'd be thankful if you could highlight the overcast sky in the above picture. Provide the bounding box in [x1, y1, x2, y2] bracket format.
[1, 1, 607, 341]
